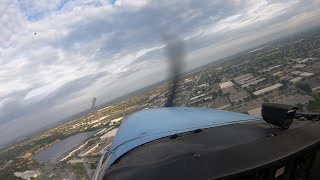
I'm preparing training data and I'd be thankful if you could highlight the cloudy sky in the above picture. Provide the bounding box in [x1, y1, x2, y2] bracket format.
[0, 0, 320, 146]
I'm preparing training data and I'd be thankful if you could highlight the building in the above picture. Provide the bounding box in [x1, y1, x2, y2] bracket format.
[67, 158, 83, 164]
[290, 71, 314, 78]
[291, 71, 303, 75]
[234, 74, 267, 88]
[298, 58, 318, 64]
[300, 72, 314, 77]
[262, 65, 282, 72]
[289, 77, 303, 84]
[272, 71, 287, 80]
[241, 78, 266, 88]
[219, 81, 236, 94]
[228, 91, 249, 104]
[197, 83, 209, 88]
[189, 94, 206, 101]
[189, 95, 212, 106]
[219, 81, 234, 89]
[233, 74, 253, 85]
[292, 64, 306, 69]
[253, 83, 283, 96]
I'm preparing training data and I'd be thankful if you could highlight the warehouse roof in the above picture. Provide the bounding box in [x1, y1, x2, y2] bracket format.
[219, 81, 234, 89]
[253, 83, 283, 96]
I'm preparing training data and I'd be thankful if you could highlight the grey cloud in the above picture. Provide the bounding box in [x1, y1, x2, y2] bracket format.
[43, 71, 109, 103]
[0, 72, 107, 128]
[0, 88, 36, 124]
[57, 0, 251, 61]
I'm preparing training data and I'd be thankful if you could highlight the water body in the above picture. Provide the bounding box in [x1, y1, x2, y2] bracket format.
[33, 131, 95, 164]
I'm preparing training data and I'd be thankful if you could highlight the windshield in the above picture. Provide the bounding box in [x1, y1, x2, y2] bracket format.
[1, 0, 320, 179]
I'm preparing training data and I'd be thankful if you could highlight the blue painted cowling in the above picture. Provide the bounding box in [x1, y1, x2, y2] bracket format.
[103, 107, 261, 169]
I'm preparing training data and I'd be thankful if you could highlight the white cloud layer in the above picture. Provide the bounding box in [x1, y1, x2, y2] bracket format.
[0, 0, 320, 146]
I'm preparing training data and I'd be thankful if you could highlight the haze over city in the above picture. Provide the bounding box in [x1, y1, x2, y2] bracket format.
[1, 0, 320, 146]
